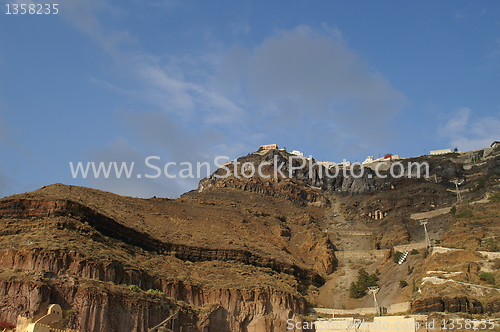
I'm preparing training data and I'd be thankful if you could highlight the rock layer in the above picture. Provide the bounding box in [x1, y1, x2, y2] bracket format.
[0, 198, 325, 286]
[411, 296, 483, 314]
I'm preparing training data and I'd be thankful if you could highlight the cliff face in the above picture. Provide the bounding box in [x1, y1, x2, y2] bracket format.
[0, 198, 326, 286]
[0, 279, 186, 332]
[411, 297, 484, 314]
[197, 149, 466, 201]
[0, 247, 312, 332]
[0, 185, 326, 332]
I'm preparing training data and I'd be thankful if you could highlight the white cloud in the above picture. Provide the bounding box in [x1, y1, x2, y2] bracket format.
[247, 25, 405, 113]
[229, 19, 250, 36]
[440, 107, 500, 151]
[216, 25, 407, 148]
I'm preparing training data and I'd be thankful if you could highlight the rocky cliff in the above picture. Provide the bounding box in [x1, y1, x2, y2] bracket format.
[197, 149, 468, 201]
[0, 275, 310, 332]
[411, 297, 484, 314]
[0, 198, 325, 286]
[0, 183, 329, 331]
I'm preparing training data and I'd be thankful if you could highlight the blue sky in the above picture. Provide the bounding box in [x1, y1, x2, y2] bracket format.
[1, 0, 499, 198]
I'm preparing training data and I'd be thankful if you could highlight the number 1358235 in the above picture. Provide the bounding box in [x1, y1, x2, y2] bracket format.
[5, 4, 58, 14]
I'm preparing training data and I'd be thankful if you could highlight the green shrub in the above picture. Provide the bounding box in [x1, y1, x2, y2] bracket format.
[479, 272, 495, 285]
[128, 285, 141, 292]
[483, 238, 499, 251]
[349, 269, 379, 298]
[490, 193, 500, 203]
[147, 289, 163, 295]
[399, 280, 408, 288]
[410, 249, 420, 255]
[349, 282, 365, 299]
[455, 209, 473, 219]
[412, 280, 418, 293]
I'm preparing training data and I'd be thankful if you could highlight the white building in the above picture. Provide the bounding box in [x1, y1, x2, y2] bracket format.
[362, 155, 401, 164]
[362, 156, 375, 164]
[430, 149, 452, 155]
[260, 144, 278, 150]
[318, 161, 335, 168]
[291, 150, 304, 156]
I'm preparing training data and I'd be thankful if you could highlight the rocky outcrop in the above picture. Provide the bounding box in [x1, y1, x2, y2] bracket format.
[0, 279, 185, 332]
[0, 246, 312, 332]
[0, 199, 325, 287]
[411, 297, 483, 314]
[0, 276, 310, 332]
[197, 150, 467, 204]
[487, 299, 500, 313]
[197, 176, 329, 207]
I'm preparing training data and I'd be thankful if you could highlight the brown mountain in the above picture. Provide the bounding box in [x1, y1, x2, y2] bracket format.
[1, 146, 500, 331]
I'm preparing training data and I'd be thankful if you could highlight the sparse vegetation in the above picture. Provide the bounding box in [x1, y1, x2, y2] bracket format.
[128, 284, 141, 292]
[491, 193, 500, 203]
[392, 250, 404, 264]
[455, 209, 473, 219]
[479, 272, 495, 285]
[475, 174, 487, 189]
[399, 280, 408, 288]
[147, 289, 163, 295]
[412, 280, 418, 293]
[349, 268, 379, 298]
[482, 238, 499, 251]
[410, 249, 420, 255]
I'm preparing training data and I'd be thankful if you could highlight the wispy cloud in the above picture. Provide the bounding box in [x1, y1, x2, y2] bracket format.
[229, 19, 250, 36]
[440, 107, 500, 151]
[216, 24, 407, 148]
[486, 39, 500, 59]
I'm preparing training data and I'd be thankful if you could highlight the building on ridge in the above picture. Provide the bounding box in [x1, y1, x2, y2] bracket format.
[260, 144, 278, 150]
[430, 149, 452, 155]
